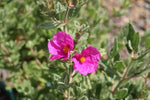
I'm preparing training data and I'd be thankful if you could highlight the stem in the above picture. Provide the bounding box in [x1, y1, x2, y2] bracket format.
[123, 60, 133, 79]
[115, 71, 123, 78]
[111, 79, 124, 94]
[126, 60, 150, 80]
[111, 60, 133, 94]
[67, 66, 72, 100]
[111, 47, 150, 94]
[67, 88, 70, 100]
[63, 6, 70, 32]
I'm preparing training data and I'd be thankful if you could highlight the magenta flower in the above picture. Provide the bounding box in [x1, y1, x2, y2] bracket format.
[48, 31, 74, 61]
[72, 46, 101, 76]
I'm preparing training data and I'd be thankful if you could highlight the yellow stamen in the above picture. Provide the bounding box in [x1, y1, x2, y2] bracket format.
[79, 57, 85, 63]
[63, 46, 69, 53]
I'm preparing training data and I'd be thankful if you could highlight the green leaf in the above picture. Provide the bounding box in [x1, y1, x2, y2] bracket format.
[114, 88, 128, 99]
[132, 65, 150, 78]
[79, 23, 89, 32]
[114, 53, 120, 62]
[118, 43, 124, 51]
[126, 40, 132, 53]
[61, 72, 69, 85]
[121, 0, 131, 8]
[137, 47, 150, 59]
[110, 37, 118, 57]
[57, 83, 69, 91]
[76, 0, 89, 8]
[68, 7, 80, 18]
[55, 2, 65, 14]
[99, 61, 117, 77]
[95, 83, 102, 98]
[113, 61, 125, 73]
[127, 23, 135, 41]
[141, 29, 150, 48]
[132, 32, 140, 53]
[38, 21, 64, 29]
[113, 8, 128, 17]
[78, 95, 88, 100]
[124, 23, 139, 53]
[145, 38, 150, 48]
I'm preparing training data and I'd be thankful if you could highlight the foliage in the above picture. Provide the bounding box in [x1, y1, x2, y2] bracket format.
[0, 0, 150, 100]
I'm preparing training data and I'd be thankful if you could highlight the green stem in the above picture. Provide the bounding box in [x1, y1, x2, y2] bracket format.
[111, 60, 133, 94]
[67, 66, 72, 100]
[64, 6, 70, 32]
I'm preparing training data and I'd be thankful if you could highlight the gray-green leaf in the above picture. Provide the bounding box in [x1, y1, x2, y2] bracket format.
[114, 88, 128, 99]
[38, 21, 64, 29]
[113, 61, 125, 73]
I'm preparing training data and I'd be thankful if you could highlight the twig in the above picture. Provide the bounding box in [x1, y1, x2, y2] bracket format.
[111, 60, 133, 94]
[123, 60, 133, 78]
[115, 71, 123, 78]
[67, 66, 72, 100]
[126, 72, 137, 80]
[63, 6, 70, 32]
[35, 58, 42, 66]
[126, 58, 150, 80]
[52, 18, 65, 24]
[111, 79, 124, 94]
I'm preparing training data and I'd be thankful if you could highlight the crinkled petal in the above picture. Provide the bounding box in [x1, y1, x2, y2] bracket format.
[48, 31, 74, 61]
[72, 46, 101, 75]
[73, 61, 96, 76]
[53, 31, 74, 49]
[81, 46, 101, 62]
[72, 53, 98, 75]
[84, 56, 99, 72]
[48, 40, 62, 55]
[50, 55, 63, 61]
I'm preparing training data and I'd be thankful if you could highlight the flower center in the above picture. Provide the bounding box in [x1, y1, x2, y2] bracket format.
[63, 46, 69, 53]
[79, 57, 85, 63]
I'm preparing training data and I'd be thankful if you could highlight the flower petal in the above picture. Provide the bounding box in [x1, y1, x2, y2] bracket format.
[53, 31, 74, 49]
[50, 55, 63, 61]
[81, 46, 101, 62]
[48, 40, 61, 55]
[62, 52, 70, 61]
[72, 46, 101, 75]
[48, 31, 74, 61]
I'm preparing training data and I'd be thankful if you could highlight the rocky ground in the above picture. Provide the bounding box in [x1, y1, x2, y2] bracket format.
[103, 0, 150, 35]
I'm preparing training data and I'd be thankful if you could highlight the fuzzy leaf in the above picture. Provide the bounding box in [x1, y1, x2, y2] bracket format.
[132, 32, 140, 53]
[133, 65, 150, 78]
[114, 88, 128, 99]
[113, 61, 124, 73]
[38, 21, 64, 29]
[110, 37, 119, 57]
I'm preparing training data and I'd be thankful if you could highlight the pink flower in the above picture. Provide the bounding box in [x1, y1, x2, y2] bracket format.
[72, 46, 101, 76]
[48, 31, 74, 61]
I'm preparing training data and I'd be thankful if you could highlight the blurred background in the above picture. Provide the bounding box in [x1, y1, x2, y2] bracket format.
[0, 0, 150, 99]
